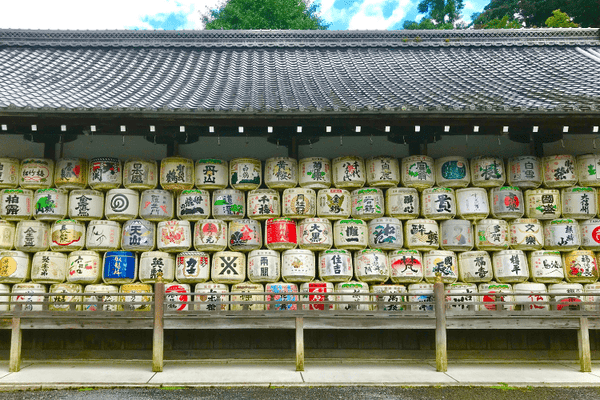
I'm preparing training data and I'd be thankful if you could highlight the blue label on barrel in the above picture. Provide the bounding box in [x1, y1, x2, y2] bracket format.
[441, 161, 466, 180]
[104, 251, 136, 280]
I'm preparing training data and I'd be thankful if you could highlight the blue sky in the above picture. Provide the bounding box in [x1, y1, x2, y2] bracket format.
[0, 0, 490, 31]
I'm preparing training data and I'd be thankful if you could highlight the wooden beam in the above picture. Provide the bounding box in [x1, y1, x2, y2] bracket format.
[288, 136, 299, 159]
[9, 306, 22, 372]
[152, 280, 165, 372]
[434, 275, 447, 373]
[578, 317, 592, 372]
[295, 317, 304, 371]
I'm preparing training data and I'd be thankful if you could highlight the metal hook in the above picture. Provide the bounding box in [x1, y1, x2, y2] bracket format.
[154, 135, 157, 145]
[465, 134, 468, 144]
[309, 139, 312, 149]
[402, 136, 406, 145]
[370, 134, 373, 145]
[59, 135, 63, 144]
[122, 135, 125, 146]
[561, 139, 565, 148]
[594, 138, 597, 150]
[246, 134, 249, 145]
[217, 134, 220, 146]
[90, 131, 93, 144]
[340, 136, 343, 146]
[185, 132, 188, 144]
[498, 135, 501, 146]
[277, 139, 280, 149]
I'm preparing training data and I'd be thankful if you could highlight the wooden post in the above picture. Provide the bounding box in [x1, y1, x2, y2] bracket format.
[9, 304, 22, 372]
[578, 317, 592, 372]
[434, 273, 447, 372]
[295, 317, 304, 371]
[152, 275, 165, 372]
[288, 136, 299, 159]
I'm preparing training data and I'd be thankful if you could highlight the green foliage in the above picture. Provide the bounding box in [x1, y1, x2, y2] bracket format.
[202, 0, 329, 30]
[417, 0, 465, 24]
[545, 9, 579, 27]
[481, 15, 522, 29]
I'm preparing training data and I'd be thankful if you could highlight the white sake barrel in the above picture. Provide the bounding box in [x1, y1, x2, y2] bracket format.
[563, 250, 599, 283]
[492, 250, 529, 283]
[33, 188, 68, 221]
[0, 220, 14, 250]
[160, 156, 194, 191]
[423, 250, 458, 283]
[49, 283, 83, 311]
[195, 159, 228, 190]
[543, 154, 577, 188]
[298, 157, 332, 189]
[11, 283, 46, 311]
[176, 251, 210, 283]
[435, 156, 470, 188]
[525, 189, 561, 220]
[86, 220, 120, 251]
[404, 219, 439, 251]
[489, 186, 524, 220]
[265, 157, 298, 189]
[195, 282, 229, 311]
[123, 159, 158, 190]
[577, 154, 600, 187]
[507, 155, 542, 189]
[445, 283, 477, 312]
[1, 189, 33, 221]
[281, 249, 315, 283]
[212, 189, 245, 221]
[0, 158, 19, 189]
[562, 187, 596, 219]
[385, 187, 419, 220]
[247, 249, 280, 283]
[228, 219, 261, 252]
[165, 282, 191, 311]
[265, 217, 297, 251]
[139, 189, 174, 222]
[247, 189, 280, 220]
[440, 219, 473, 252]
[335, 281, 369, 311]
[333, 219, 367, 250]
[456, 188, 489, 221]
[332, 156, 366, 189]
[354, 248, 389, 283]
[580, 218, 600, 250]
[548, 282, 584, 310]
[528, 250, 564, 283]
[102, 251, 137, 284]
[265, 282, 299, 311]
[177, 189, 210, 221]
[300, 281, 334, 310]
[478, 281, 514, 311]
[89, 157, 121, 190]
[408, 282, 434, 311]
[544, 219, 580, 251]
[105, 188, 139, 221]
[211, 251, 245, 284]
[193, 219, 227, 252]
[470, 156, 505, 188]
[67, 250, 101, 284]
[513, 282, 549, 311]
[458, 251, 493, 283]
[367, 217, 402, 251]
[401, 155, 434, 190]
[50, 219, 85, 252]
[121, 219, 155, 252]
[139, 251, 175, 283]
[389, 249, 423, 284]
[157, 220, 192, 253]
[474, 219, 508, 251]
[119, 283, 153, 311]
[298, 218, 333, 251]
[583, 283, 600, 311]
[509, 218, 543, 250]
[31, 251, 67, 284]
[15, 220, 49, 252]
[351, 187, 384, 220]
[230, 282, 264, 311]
[317, 188, 351, 219]
[370, 284, 406, 311]
[0, 250, 30, 283]
[366, 156, 400, 188]
[318, 249, 353, 283]
[54, 158, 88, 189]
[20, 158, 54, 189]
[68, 189, 104, 221]
[229, 157, 261, 190]
[83, 284, 119, 311]
[282, 188, 316, 219]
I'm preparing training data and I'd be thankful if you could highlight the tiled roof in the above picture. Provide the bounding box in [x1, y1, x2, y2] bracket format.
[0, 28, 599, 114]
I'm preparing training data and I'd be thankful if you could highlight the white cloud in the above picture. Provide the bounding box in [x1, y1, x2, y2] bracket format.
[347, 0, 413, 30]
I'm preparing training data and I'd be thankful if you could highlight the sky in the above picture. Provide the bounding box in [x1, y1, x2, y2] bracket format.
[0, 0, 490, 31]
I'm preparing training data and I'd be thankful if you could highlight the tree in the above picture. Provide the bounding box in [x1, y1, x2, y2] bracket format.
[201, 0, 329, 30]
[402, 0, 465, 29]
[480, 15, 522, 29]
[545, 9, 580, 27]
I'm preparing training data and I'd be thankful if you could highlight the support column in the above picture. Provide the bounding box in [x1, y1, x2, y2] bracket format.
[288, 136, 299, 159]
[578, 317, 592, 372]
[152, 278, 165, 372]
[434, 274, 447, 372]
[295, 317, 305, 371]
[9, 305, 22, 372]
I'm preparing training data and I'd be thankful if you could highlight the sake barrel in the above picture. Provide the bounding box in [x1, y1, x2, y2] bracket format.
[265, 217, 297, 251]
[300, 281, 334, 310]
[458, 251, 493, 283]
[165, 282, 191, 311]
[15, 220, 49, 252]
[445, 283, 477, 312]
[509, 218, 544, 250]
[211, 251, 246, 284]
[354, 248, 389, 283]
[408, 283, 434, 311]
[525, 189, 561, 220]
[139, 189, 173, 222]
[195, 282, 229, 311]
[50, 219, 85, 252]
[335, 281, 370, 311]
[333, 219, 367, 250]
[351, 187, 384, 220]
[478, 281, 514, 311]
[298, 157, 332, 189]
[389, 249, 423, 284]
[230, 282, 264, 311]
[119, 283, 152, 311]
[31, 251, 67, 284]
[212, 189, 245, 221]
[548, 282, 583, 310]
[102, 251, 137, 284]
[367, 217, 403, 251]
[423, 250, 458, 284]
[89, 157, 121, 190]
[49, 283, 83, 311]
[317, 188, 351, 219]
[282, 188, 316, 219]
[247, 189, 280, 220]
[456, 187, 489, 221]
[563, 250, 599, 283]
[1, 189, 33, 221]
[229, 157, 261, 190]
[265, 282, 299, 311]
[157, 220, 192, 253]
[489, 186, 524, 220]
[121, 219, 155, 252]
[544, 219, 581, 251]
[370, 284, 406, 311]
[507, 155, 542, 189]
[580, 218, 600, 250]
[193, 219, 227, 252]
[67, 250, 101, 284]
[366, 155, 400, 188]
[513, 282, 549, 311]
[0, 250, 30, 283]
[176, 251, 210, 283]
[11, 283, 46, 311]
[86, 220, 120, 251]
[0, 158, 19, 189]
[470, 156, 505, 188]
[562, 187, 596, 220]
[159, 156, 194, 191]
[332, 156, 366, 189]
[83, 284, 119, 311]
[577, 153, 600, 187]
[583, 283, 600, 311]
[247, 249, 280, 283]
[264, 157, 298, 189]
[20, 158, 54, 189]
[0, 220, 14, 250]
[440, 219, 473, 252]
[435, 156, 470, 188]
[105, 188, 139, 221]
[68, 189, 104, 221]
[385, 187, 419, 220]
[195, 159, 228, 190]
[474, 219, 509, 251]
[404, 219, 439, 251]
[528, 250, 564, 283]
[401, 155, 435, 190]
[281, 249, 315, 283]
[123, 159, 158, 190]
[318, 249, 353, 282]
[492, 250, 529, 283]
[298, 218, 333, 251]
[54, 158, 88, 189]
[177, 189, 210, 221]
[33, 188, 68, 221]
[228, 219, 261, 252]
[139, 251, 175, 283]
[543, 154, 577, 188]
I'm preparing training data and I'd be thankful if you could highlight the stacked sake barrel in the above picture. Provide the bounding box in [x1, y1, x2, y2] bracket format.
[0, 154, 599, 312]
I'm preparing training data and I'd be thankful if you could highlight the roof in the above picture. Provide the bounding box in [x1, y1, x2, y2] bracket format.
[0, 28, 599, 115]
